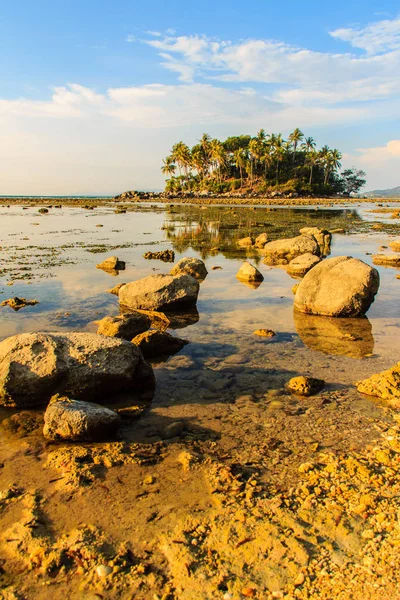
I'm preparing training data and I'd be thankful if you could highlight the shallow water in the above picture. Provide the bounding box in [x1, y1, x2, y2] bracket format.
[1, 202, 400, 403]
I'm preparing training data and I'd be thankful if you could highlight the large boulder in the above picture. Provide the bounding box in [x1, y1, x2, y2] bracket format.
[169, 257, 208, 280]
[132, 330, 188, 358]
[262, 235, 319, 265]
[0, 332, 153, 407]
[119, 274, 199, 311]
[236, 261, 264, 282]
[299, 227, 332, 256]
[43, 395, 121, 441]
[294, 256, 379, 317]
[96, 313, 150, 340]
[357, 364, 400, 405]
[286, 253, 320, 278]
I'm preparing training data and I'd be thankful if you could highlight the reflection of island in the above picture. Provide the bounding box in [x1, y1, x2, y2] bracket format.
[294, 311, 374, 358]
[162, 205, 362, 261]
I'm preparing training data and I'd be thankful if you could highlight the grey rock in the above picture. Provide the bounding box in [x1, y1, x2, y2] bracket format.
[169, 257, 208, 280]
[119, 273, 199, 311]
[96, 313, 150, 340]
[299, 227, 332, 256]
[262, 235, 319, 265]
[286, 253, 321, 278]
[236, 261, 264, 282]
[132, 330, 188, 358]
[43, 395, 121, 441]
[294, 256, 380, 317]
[0, 332, 152, 407]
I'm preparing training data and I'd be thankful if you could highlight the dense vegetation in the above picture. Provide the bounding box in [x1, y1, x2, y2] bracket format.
[161, 129, 366, 196]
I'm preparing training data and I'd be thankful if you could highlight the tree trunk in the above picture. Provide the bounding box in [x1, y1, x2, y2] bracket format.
[309, 165, 313, 185]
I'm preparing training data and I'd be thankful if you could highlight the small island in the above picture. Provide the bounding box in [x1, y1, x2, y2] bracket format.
[160, 129, 366, 198]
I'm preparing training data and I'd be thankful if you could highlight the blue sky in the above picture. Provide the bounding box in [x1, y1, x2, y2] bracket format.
[1, 1, 400, 194]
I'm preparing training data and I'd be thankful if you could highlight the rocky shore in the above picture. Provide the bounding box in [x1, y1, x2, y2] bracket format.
[2, 209, 400, 599]
[1, 190, 400, 208]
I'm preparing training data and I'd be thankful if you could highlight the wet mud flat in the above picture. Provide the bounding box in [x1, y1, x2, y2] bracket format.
[1, 204, 400, 598]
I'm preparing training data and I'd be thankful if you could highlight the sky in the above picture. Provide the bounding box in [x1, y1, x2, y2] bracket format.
[1, 0, 400, 195]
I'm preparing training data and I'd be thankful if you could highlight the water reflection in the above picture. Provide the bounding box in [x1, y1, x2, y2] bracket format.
[294, 311, 374, 358]
[162, 205, 362, 260]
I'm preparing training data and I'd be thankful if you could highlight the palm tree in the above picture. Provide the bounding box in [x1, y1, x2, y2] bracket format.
[302, 136, 316, 153]
[210, 139, 227, 182]
[261, 146, 273, 180]
[273, 146, 285, 184]
[324, 149, 342, 185]
[305, 151, 319, 185]
[172, 142, 191, 179]
[200, 133, 212, 176]
[161, 157, 176, 179]
[234, 149, 247, 188]
[288, 128, 304, 165]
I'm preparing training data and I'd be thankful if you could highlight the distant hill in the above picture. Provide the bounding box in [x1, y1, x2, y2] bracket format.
[364, 186, 400, 198]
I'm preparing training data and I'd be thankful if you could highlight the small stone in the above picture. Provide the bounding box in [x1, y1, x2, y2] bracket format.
[294, 572, 305, 586]
[241, 587, 256, 597]
[96, 564, 112, 577]
[236, 261, 263, 283]
[287, 376, 325, 397]
[143, 475, 155, 485]
[253, 329, 276, 337]
[162, 421, 185, 439]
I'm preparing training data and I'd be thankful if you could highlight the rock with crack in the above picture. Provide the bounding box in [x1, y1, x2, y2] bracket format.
[294, 256, 379, 317]
[132, 330, 188, 359]
[43, 395, 121, 441]
[96, 256, 125, 271]
[95, 313, 150, 340]
[119, 273, 199, 311]
[286, 253, 321, 278]
[236, 261, 264, 283]
[0, 332, 154, 407]
[299, 227, 332, 256]
[262, 235, 319, 265]
[169, 257, 208, 280]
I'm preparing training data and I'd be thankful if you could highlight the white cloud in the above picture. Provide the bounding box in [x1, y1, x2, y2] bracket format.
[143, 21, 400, 104]
[125, 34, 135, 43]
[330, 16, 400, 55]
[344, 140, 400, 190]
[2, 15, 400, 194]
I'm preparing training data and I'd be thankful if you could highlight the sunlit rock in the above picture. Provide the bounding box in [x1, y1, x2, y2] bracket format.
[294, 256, 379, 317]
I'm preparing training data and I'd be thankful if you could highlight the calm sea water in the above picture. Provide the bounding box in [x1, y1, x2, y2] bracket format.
[0, 202, 399, 393]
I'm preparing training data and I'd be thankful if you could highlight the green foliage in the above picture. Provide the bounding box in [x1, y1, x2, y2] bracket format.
[339, 168, 367, 196]
[161, 131, 364, 195]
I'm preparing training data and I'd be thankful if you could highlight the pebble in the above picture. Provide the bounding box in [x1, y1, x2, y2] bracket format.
[96, 564, 112, 577]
